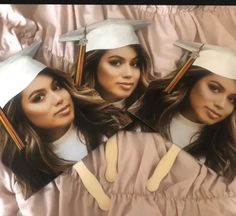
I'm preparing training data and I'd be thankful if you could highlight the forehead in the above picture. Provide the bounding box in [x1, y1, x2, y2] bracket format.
[21, 74, 53, 95]
[102, 46, 137, 57]
[201, 73, 236, 93]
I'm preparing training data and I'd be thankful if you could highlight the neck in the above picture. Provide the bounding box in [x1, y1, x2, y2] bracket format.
[42, 124, 72, 142]
[180, 108, 203, 124]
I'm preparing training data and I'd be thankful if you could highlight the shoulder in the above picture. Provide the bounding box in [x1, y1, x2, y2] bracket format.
[0, 161, 19, 215]
[0, 161, 16, 192]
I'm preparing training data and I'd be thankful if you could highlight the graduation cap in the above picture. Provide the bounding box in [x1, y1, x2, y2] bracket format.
[174, 40, 236, 80]
[59, 18, 152, 51]
[0, 41, 47, 150]
[165, 40, 236, 93]
[59, 19, 152, 87]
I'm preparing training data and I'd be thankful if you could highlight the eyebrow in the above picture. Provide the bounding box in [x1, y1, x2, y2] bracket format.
[209, 80, 236, 96]
[108, 55, 125, 60]
[28, 89, 45, 100]
[209, 80, 224, 90]
[28, 79, 55, 100]
[108, 55, 139, 61]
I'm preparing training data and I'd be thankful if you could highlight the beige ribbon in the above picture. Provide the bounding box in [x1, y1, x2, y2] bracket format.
[105, 134, 118, 182]
[73, 161, 111, 211]
[146, 144, 181, 192]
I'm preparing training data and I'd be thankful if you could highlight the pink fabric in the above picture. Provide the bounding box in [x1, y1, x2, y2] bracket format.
[0, 162, 19, 216]
[1, 5, 236, 77]
[1, 5, 236, 215]
[1, 131, 236, 215]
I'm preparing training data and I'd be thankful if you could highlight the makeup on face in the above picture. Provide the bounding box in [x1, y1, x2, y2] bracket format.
[96, 46, 141, 102]
[183, 74, 236, 125]
[21, 74, 75, 140]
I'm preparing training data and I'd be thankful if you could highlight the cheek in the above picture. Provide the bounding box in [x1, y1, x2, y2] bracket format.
[62, 90, 73, 102]
[134, 70, 141, 84]
[64, 92, 75, 114]
[97, 65, 117, 85]
[190, 85, 210, 108]
[23, 104, 50, 123]
[21, 98, 50, 125]
[224, 105, 234, 117]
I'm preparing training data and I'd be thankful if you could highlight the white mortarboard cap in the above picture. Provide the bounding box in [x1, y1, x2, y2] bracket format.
[174, 40, 236, 80]
[0, 41, 47, 107]
[59, 18, 152, 52]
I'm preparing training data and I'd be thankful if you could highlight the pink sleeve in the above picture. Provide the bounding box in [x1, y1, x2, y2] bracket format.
[0, 162, 19, 216]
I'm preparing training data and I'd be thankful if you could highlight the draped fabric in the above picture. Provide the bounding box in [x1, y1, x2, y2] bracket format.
[1, 5, 236, 76]
[1, 131, 236, 215]
[1, 5, 236, 215]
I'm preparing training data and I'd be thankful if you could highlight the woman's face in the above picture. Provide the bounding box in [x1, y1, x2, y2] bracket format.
[184, 73, 236, 125]
[96, 46, 141, 102]
[21, 74, 75, 139]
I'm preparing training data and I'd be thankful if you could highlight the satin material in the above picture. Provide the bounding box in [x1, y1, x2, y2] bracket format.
[1, 5, 236, 77]
[1, 131, 236, 215]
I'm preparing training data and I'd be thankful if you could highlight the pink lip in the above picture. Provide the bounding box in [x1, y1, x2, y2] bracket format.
[54, 105, 70, 116]
[206, 107, 222, 119]
[117, 82, 134, 90]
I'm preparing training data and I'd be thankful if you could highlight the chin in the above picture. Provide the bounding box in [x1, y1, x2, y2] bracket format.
[55, 118, 74, 128]
[118, 92, 132, 100]
[199, 117, 217, 125]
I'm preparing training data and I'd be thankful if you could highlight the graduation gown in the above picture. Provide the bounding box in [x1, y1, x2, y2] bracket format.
[1, 131, 235, 215]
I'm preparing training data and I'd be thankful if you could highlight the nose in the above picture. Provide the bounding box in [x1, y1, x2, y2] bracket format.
[51, 92, 63, 106]
[214, 95, 227, 110]
[122, 64, 133, 78]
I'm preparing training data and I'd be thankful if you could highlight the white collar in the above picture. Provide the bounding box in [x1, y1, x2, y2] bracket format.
[170, 113, 205, 148]
[51, 124, 88, 161]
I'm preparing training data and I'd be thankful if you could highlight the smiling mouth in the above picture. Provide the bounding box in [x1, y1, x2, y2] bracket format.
[55, 105, 70, 116]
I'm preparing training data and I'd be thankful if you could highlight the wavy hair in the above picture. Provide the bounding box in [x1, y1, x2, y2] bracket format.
[0, 67, 124, 197]
[137, 65, 236, 182]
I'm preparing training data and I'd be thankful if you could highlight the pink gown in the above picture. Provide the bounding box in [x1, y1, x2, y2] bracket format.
[1, 131, 236, 215]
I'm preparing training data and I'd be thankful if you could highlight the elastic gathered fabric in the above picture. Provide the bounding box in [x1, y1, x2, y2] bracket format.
[9, 131, 236, 216]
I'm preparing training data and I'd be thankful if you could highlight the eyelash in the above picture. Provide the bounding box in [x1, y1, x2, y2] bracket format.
[108, 59, 140, 68]
[208, 83, 221, 93]
[228, 96, 236, 105]
[109, 60, 121, 66]
[52, 81, 62, 91]
[208, 83, 236, 105]
[31, 81, 63, 103]
[131, 60, 140, 68]
[32, 94, 45, 103]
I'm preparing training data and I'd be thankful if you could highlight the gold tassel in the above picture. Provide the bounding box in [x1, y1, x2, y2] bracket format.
[164, 43, 204, 94]
[0, 108, 25, 150]
[75, 27, 87, 88]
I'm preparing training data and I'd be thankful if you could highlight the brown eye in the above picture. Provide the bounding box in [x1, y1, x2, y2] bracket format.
[228, 96, 236, 105]
[31, 94, 45, 103]
[52, 81, 62, 91]
[131, 59, 141, 68]
[208, 83, 221, 93]
[109, 59, 121, 67]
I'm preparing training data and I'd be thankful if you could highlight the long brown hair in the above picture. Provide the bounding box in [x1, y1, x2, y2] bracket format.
[137, 66, 236, 182]
[81, 44, 153, 109]
[0, 67, 124, 198]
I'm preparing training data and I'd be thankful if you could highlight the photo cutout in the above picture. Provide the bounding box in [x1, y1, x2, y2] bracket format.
[1, 4, 236, 216]
[127, 39, 236, 185]
[0, 11, 153, 199]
